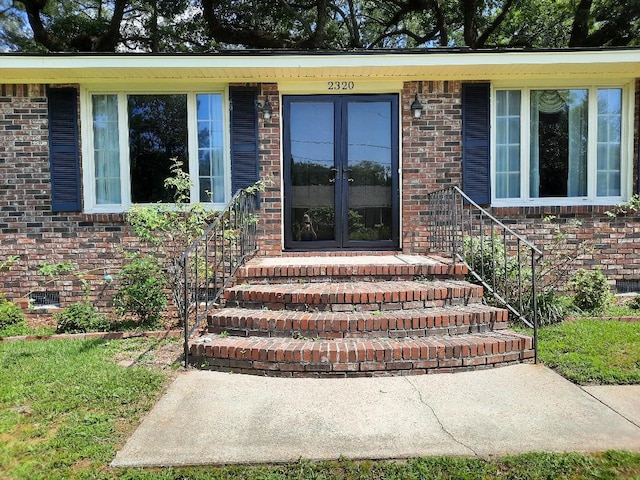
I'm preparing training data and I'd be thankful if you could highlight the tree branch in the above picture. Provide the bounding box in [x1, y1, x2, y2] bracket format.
[475, 0, 516, 48]
[569, 0, 593, 47]
[18, 0, 66, 51]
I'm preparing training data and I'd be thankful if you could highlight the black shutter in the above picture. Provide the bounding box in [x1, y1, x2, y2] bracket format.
[462, 83, 491, 205]
[47, 87, 81, 212]
[229, 87, 259, 205]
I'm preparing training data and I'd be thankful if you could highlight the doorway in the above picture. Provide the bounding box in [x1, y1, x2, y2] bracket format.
[283, 94, 399, 250]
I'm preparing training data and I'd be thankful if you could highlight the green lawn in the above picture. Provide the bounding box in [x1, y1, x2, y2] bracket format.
[537, 318, 640, 385]
[0, 321, 56, 338]
[1, 334, 640, 478]
[0, 337, 168, 479]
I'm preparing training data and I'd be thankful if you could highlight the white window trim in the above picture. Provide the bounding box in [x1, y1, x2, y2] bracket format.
[490, 80, 634, 207]
[80, 85, 231, 213]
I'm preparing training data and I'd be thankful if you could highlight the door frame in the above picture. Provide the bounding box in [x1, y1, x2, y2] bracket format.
[282, 94, 400, 250]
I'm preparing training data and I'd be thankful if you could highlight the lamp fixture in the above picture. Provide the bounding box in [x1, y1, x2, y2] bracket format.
[258, 99, 273, 120]
[410, 94, 423, 119]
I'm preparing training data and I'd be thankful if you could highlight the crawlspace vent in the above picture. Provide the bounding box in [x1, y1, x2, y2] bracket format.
[615, 279, 640, 294]
[29, 291, 61, 308]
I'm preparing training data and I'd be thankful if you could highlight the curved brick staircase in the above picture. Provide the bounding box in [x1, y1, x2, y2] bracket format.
[189, 254, 535, 377]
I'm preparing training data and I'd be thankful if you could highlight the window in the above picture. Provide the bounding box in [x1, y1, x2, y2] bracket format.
[493, 86, 628, 205]
[84, 90, 228, 211]
[495, 90, 521, 199]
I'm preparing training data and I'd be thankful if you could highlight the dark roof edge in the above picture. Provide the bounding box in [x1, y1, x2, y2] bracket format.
[2, 46, 640, 56]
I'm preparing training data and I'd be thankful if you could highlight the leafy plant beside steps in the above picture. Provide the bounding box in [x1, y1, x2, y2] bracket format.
[127, 158, 265, 326]
[463, 216, 601, 326]
[570, 267, 613, 315]
[112, 254, 167, 329]
[126, 159, 217, 323]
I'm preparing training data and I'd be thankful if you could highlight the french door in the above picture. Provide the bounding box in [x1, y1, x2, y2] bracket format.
[283, 94, 399, 250]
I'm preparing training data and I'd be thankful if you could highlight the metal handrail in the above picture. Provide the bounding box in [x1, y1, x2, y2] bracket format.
[425, 186, 543, 362]
[177, 189, 258, 367]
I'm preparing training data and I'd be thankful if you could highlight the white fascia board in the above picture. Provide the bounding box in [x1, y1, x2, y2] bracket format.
[1, 49, 639, 83]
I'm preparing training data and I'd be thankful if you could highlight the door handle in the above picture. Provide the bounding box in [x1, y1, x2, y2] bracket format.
[329, 167, 338, 184]
[343, 168, 354, 183]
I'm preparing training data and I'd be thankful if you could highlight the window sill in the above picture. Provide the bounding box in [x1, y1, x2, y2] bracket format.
[79, 212, 127, 224]
[488, 204, 621, 217]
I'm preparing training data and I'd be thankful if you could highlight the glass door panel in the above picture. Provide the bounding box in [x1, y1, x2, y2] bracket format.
[284, 94, 398, 250]
[289, 102, 337, 245]
[346, 101, 393, 244]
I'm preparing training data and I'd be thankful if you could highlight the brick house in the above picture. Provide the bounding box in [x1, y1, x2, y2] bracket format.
[1, 48, 640, 308]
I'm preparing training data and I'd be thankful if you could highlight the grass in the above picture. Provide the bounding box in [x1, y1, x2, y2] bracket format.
[109, 452, 640, 479]
[597, 303, 639, 318]
[573, 294, 640, 319]
[0, 321, 56, 338]
[0, 337, 170, 479]
[0, 316, 173, 339]
[537, 318, 640, 385]
[1, 333, 640, 478]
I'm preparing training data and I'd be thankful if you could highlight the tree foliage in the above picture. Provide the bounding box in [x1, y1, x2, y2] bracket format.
[1, 0, 639, 52]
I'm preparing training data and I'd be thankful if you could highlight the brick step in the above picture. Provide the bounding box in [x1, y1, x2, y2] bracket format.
[235, 254, 468, 283]
[207, 304, 508, 338]
[189, 331, 535, 377]
[223, 280, 483, 311]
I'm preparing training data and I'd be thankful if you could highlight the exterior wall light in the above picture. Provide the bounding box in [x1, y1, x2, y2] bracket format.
[410, 94, 423, 119]
[258, 100, 273, 120]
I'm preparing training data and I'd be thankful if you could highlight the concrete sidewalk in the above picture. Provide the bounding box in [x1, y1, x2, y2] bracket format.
[112, 364, 640, 467]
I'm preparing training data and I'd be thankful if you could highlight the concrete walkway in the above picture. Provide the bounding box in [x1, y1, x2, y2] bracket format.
[112, 364, 640, 467]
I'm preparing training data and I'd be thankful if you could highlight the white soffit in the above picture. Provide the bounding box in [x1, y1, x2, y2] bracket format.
[1, 50, 639, 83]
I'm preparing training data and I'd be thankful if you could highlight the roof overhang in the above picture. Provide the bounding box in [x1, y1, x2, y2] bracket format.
[1, 49, 640, 84]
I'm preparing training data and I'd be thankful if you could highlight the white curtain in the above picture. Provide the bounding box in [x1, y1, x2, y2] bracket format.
[567, 94, 587, 197]
[92, 95, 121, 204]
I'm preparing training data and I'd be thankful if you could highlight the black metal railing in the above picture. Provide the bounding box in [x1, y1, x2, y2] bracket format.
[177, 189, 258, 366]
[425, 186, 543, 362]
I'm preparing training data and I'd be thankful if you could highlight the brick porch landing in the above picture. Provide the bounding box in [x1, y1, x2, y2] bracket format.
[189, 254, 535, 376]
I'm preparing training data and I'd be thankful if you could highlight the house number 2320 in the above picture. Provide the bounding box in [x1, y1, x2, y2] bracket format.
[327, 81, 355, 90]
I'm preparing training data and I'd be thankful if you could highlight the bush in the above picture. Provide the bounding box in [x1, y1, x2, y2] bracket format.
[463, 235, 527, 315]
[529, 291, 572, 326]
[570, 268, 613, 314]
[54, 303, 111, 334]
[463, 217, 596, 327]
[628, 294, 640, 311]
[0, 296, 26, 329]
[113, 255, 167, 328]
[463, 235, 520, 285]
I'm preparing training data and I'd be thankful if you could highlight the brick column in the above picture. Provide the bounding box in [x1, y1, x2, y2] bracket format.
[256, 83, 283, 255]
[401, 81, 463, 254]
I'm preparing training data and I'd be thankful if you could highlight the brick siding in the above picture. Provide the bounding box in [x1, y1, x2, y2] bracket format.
[1, 78, 639, 310]
[0, 84, 137, 307]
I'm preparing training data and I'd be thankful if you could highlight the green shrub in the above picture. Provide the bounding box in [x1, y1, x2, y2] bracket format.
[463, 235, 526, 314]
[463, 216, 599, 326]
[0, 296, 26, 329]
[570, 268, 613, 314]
[628, 294, 640, 311]
[54, 303, 111, 334]
[113, 255, 167, 328]
[463, 235, 520, 285]
[529, 291, 572, 326]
